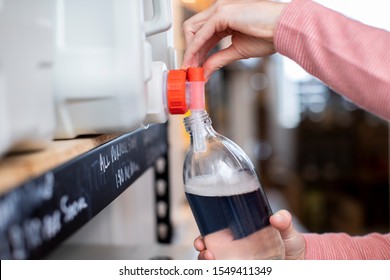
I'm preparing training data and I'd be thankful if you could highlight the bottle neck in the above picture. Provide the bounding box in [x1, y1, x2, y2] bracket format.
[184, 110, 211, 131]
[184, 110, 213, 153]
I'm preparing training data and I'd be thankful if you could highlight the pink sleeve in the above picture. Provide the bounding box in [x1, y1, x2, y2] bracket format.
[274, 0, 390, 120]
[303, 233, 390, 259]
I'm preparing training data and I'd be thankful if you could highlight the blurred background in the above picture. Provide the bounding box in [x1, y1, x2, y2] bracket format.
[179, 0, 390, 237]
[1, 0, 388, 260]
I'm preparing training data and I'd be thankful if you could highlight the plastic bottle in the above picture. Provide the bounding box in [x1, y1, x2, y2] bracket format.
[182, 68, 285, 260]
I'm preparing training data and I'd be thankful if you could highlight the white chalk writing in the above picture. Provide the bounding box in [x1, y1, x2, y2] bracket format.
[41, 210, 61, 241]
[32, 172, 54, 201]
[111, 142, 128, 163]
[99, 153, 110, 173]
[60, 195, 88, 223]
[8, 225, 26, 259]
[115, 161, 140, 188]
[6, 194, 88, 259]
[23, 218, 43, 250]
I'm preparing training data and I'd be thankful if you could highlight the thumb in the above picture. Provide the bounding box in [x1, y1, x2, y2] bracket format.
[270, 209, 306, 260]
[270, 209, 295, 239]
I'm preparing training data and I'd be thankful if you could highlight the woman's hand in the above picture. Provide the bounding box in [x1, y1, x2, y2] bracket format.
[182, 0, 287, 80]
[194, 209, 306, 260]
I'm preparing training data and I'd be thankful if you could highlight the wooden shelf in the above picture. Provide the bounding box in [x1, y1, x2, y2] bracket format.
[0, 134, 119, 196]
[0, 123, 168, 259]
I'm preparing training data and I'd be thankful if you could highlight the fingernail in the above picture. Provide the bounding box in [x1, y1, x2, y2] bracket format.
[272, 212, 284, 222]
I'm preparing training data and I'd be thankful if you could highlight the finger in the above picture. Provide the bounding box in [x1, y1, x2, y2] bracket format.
[182, 14, 225, 69]
[198, 251, 206, 260]
[197, 34, 225, 65]
[182, 1, 239, 68]
[182, 5, 216, 47]
[181, 35, 219, 69]
[198, 250, 215, 260]
[202, 43, 247, 80]
[182, 0, 237, 43]
[193, 236, 206, 251]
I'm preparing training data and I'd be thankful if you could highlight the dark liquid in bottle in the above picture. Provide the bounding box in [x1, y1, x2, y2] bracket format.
[185, 189, 272, 239]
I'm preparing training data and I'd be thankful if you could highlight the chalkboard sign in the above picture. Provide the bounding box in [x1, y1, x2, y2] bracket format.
[0, 123, 168, 259]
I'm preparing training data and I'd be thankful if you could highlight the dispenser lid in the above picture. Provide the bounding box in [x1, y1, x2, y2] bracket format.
[167, 69, 187, 114]
[187, 67, 205, 81]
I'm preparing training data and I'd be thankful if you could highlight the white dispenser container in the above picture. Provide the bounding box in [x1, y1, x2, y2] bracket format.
[0, 0, 174, 158]
[53, 0, 172, 139]
[0, 0, 55, 157]
[145, 0, 176, 69]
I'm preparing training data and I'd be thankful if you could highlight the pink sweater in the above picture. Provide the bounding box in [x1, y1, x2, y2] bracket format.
[274, 0, 390, 259]
[275, 0, 390, 120]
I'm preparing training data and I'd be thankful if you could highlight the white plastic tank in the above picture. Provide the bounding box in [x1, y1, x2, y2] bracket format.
[53, 0, 172, 139]
[144, 0, 176, 69]
[0, 0, 56, 157]
[0, 0, 174, 158]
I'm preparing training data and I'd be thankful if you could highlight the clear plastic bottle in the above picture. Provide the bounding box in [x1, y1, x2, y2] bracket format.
[183, 68, 285, 260]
